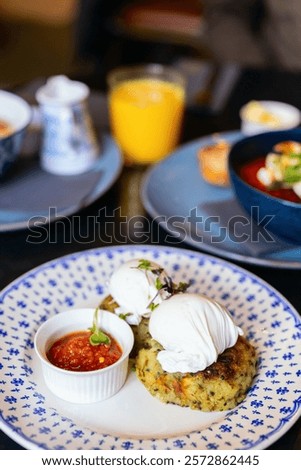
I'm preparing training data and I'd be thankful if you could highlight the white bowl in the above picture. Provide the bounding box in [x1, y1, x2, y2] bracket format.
[34, 308, 134, 404]
[0, 90, 32, 176]
[240, 100, 300, 136]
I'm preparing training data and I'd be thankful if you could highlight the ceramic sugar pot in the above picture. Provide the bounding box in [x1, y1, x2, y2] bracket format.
[36, 75, 99, 175]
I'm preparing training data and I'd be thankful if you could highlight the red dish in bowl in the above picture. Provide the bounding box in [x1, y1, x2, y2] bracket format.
[228, 129, 301, 243]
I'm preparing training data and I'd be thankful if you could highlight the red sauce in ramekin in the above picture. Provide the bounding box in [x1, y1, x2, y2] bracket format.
[239, 157, 301, 203]
[47, 330, 122, 372]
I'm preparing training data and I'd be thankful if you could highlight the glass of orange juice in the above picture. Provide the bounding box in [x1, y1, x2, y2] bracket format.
[107, 64, 185, 165]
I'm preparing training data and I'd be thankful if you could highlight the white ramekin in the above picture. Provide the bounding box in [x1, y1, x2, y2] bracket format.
[34, 308, 134, 404]
[240, 100, 300, 136]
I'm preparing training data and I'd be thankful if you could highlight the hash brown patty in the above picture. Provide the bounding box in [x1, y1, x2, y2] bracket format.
[100, 295, 257, 411]
[135, 335, 257, 411]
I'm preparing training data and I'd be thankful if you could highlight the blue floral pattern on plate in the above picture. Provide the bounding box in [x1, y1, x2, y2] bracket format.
[0, 245, 300, 450]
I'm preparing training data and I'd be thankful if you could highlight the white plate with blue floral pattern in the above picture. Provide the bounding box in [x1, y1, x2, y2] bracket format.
[0, 245, 300, 450]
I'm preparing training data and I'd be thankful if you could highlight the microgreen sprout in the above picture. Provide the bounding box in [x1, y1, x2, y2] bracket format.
[118, 312, 131, 321]
[137, 259, 164, 277]
[89, 308, 111, 346]
[137, 259, 152, 270]
[155, 277, 164, 290]
[137, 259, 191, 310]
[149, 302, 159, 311]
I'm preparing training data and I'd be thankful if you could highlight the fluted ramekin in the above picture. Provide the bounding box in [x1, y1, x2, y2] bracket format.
[34, 308, 134, 403]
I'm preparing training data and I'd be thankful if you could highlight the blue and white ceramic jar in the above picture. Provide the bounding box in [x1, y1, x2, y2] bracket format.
[36, 75, 99, 175]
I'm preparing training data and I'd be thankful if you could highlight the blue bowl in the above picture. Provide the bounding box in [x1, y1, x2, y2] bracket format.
[0, 90, 32, 177]
[228, 128, 301, 243]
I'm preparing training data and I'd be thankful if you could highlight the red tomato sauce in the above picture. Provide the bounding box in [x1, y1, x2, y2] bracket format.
[47, 330, 122, 372]
[239, 157, 301, 203]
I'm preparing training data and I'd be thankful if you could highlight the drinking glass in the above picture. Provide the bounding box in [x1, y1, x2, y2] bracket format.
[107, 64, 185, 165]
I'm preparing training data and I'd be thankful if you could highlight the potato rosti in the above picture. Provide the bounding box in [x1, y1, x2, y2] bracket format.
[100, 294, 257, 411]
[135, 335, 256, 412]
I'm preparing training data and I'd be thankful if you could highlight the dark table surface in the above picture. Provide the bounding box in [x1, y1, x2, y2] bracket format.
[1, 66, 300, 450]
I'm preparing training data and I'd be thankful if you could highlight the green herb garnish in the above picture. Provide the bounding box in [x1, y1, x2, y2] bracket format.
[149, 302, 159, 311]
[155, 277, 164, 290]
[287, 152, 301, 160]
[137, 259, 152, 270]
[137, 259, 163, 277]
[118, 312, 131, 321]
[283, 164, 301, 184]
[137, 258, 191, 309]
[174, 281, 191, 294]
[89, 308, 111, 346]
[158, 277, 191, 296]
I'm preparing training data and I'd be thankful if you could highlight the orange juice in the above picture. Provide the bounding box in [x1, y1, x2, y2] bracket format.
[109, 78, 185, 164]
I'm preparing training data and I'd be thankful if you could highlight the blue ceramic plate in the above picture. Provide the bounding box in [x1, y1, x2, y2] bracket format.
[0, 245, 300, 450]
[0, 135, 122, 232]
[141, 131, 301, 268]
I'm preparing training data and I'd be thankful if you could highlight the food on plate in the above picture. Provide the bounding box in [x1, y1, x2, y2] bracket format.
[0, 119, 13, 138]
[34, 308, 134, 403]
[135, 293, 257, 411]
[241, 101, 282, 127]
[136, 335, 255, 412]
[106, 258, 171, 325]
[100, 295, 151, 356]
[99, 258, 189, 355]
[47, 331, 122, 372]
[100, 258, 189, 325]
[239, 140, 301, 202]
[46, 308, 122, 372]
[99, 260, 256, 411]
[273, 141, 301, 154]
[147, 293, 243, 373]
[197, 139, 230, 186]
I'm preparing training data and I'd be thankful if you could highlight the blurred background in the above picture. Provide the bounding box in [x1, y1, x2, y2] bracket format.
[1, 0, 301, 90]
[0, 0, 219, 120]
[0, 0, 205, 88]
[0, 0, 77, 86]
